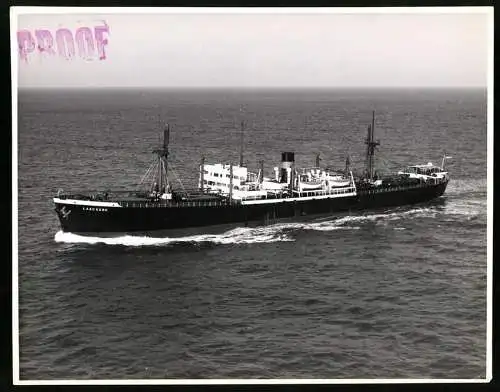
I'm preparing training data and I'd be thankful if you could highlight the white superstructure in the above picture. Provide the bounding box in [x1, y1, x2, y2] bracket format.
[199, 163, 268, 200]
[199, 160, 357, 202]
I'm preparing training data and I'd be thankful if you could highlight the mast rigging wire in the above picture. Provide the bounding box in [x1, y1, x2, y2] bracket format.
[168, 163, 189, 195]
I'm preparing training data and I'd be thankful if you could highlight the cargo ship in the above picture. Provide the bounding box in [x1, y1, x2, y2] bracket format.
[53, 111, 450, 236]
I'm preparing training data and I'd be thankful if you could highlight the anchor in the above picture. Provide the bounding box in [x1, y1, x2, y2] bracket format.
[60, 206, 71, 219]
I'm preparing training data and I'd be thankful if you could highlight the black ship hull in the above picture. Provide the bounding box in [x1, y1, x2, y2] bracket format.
[54, 181, 448, 237]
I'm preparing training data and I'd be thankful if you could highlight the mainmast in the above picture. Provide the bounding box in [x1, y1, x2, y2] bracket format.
[365, 111, 380, 181]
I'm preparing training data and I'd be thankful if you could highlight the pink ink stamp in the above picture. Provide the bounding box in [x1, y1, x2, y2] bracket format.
[17, 22, 109, 62]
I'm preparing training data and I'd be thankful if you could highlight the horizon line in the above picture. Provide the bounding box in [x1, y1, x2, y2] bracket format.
[18, 85, 487, 90]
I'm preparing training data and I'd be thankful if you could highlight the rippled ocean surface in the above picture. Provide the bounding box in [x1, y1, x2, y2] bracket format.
[17, 88, 488, 380]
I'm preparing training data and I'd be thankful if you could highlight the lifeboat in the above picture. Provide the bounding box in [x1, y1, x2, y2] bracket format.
[261, 179, 288, 191]
[325, 174, 351, 188]
[299, 180, 323, 191]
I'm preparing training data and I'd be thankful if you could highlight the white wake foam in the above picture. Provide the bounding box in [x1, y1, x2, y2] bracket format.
[54, 225, 294, 247]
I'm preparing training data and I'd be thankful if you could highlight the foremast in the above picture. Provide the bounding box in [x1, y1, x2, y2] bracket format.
[151, 123, 171, 196]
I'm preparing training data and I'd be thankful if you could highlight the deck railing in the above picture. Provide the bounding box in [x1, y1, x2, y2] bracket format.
[293, 186, 357, 198]
[118, 200, 229, 208]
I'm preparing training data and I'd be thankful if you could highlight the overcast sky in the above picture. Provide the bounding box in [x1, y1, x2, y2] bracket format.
[15, 10, 491, 88]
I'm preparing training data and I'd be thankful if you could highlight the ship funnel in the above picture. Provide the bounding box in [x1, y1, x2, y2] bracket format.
[280, 152, 295, 183]
[281, 152, 295, 163]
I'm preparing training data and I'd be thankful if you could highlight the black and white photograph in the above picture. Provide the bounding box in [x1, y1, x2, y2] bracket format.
[12, 7, 492, 384]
